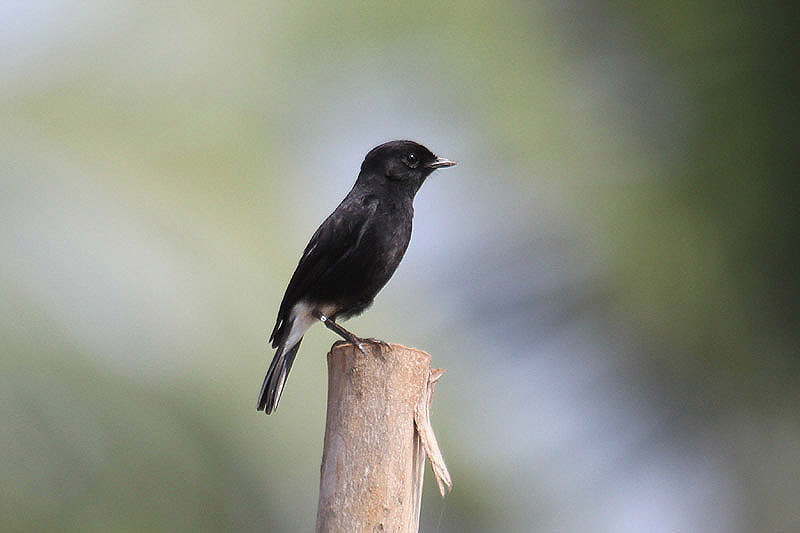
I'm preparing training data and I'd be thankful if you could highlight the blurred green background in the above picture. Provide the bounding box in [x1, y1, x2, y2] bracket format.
[1, 2, 797, 532]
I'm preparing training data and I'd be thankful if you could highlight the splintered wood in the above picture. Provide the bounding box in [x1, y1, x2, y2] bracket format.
[315, 343, 451, 533]
[414, 367, 451, 497]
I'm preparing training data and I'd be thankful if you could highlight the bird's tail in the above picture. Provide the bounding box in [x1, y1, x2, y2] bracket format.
[258, 337, 302, 414]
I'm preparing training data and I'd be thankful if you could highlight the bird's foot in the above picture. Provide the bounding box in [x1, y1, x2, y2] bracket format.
[361, 337, 391, 350]
[335, 336, 389, 356]
[318, 314, 389, 355]
[354, 337, 390, 359]
[332, 331, 370, 354]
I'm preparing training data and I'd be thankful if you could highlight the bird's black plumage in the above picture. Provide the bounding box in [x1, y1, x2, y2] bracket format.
[258, 140, 455, 414]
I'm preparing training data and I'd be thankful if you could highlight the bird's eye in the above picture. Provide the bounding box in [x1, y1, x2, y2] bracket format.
[404, 153, 419, 168]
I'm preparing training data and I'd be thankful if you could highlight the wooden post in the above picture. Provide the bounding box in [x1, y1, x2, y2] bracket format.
[315, 343, 451, 533]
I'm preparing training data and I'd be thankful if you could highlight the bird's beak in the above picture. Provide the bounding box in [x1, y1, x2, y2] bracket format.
[426, 157, 456, 169]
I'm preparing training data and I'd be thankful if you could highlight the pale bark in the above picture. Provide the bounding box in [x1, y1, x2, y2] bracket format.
[315, 343, 451, 533]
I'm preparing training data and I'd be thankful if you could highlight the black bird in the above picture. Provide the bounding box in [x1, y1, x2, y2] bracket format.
[258, 140, 455, 414]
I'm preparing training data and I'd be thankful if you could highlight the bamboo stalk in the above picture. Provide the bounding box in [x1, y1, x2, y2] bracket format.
[315, 343, 451, 533]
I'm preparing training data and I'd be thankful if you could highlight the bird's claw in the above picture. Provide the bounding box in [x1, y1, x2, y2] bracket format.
[363, 338, 391, 350]
[358, 338, 390, 360]
[332, 332, 389, 355]
[351, 338, 389, 355]
[332, 339, 368, 355]
[337, 333, 368, 354]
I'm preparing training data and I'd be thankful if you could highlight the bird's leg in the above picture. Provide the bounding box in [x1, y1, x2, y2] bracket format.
[317, 313, 366, 354]
[316, 313, 389, 355]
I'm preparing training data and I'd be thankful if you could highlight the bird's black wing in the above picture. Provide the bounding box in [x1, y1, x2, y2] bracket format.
[269, 194, 379, 347]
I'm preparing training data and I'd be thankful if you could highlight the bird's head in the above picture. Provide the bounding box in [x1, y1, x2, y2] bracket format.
[359, 140, 455, 193]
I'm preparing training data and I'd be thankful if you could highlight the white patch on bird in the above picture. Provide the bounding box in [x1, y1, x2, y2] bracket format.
[286, 300, 336, 348]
